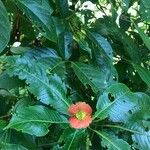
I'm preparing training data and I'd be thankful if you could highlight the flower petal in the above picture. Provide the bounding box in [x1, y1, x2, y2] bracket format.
[69, 115, 92, 129]
[68, 103, 79, 115]
[77, 102, 92, 115]
[68, 102, 92, 115]
[79, 115, 92, 128]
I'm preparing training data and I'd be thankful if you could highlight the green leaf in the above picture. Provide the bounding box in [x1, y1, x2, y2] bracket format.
[102, 123, 150, 150]
[0, 120, 36, 149]
[100, 92, 150, 150]
[132, 127, 150, 150]
[133, 64, 150, 87]
[122, 0, 131, 10]
[87, 32, 113, 60]
[85, 31, 118, 87]
[0, 122, 10, 143]
[13, 47, 62, 69]
[101, 132, 131, 150]
[126, 93, 150, 150]
[15, 0, 57, 42]
[10, 47, 31, 54]
[140, 2, 150, 21]
[0, 91, 13, 117]
[7, 48, 70, 115]
[0, 0, 11, 53]
[101, 17, 141, 63]
[0, 72, 24, 90]
[94, 83, 138, 121]
[59, 128, 86, 150]
[119, 13, 131, 31]
[119, 31, 141, 63]
[57, 31, 73, 60]
[134, 24, 150, 51]
[135, 92, 150, 110]
[91, 129, 130, 150]
[18, 47, 62, 69]
[40, 0, 54, 12]
[74, 32, 92, 56]
[55, 0, 69, 18]
[72, 62, 114, 93]
[5, 105, 68, 136]
[141, 0, 150, 8]
[0, 120, 7, 130]
[0, 142, 27, 150]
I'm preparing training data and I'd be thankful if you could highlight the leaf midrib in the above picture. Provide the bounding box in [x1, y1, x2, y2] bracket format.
[101, 124, 150, 137]
[92, 129, 121, 150]
[5, 119, 68, 129]
[18, 1, 52, 30]
[68, 130, 77, 150]
[17, 67, 70, 108]
[72, 62, 98, 93]
[94, 91, 131, 119]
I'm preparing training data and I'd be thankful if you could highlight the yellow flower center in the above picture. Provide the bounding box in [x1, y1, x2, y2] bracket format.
[75, 111, 86, 120]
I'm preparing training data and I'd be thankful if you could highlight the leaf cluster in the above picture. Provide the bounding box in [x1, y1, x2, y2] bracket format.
[0, 0, 150, 149]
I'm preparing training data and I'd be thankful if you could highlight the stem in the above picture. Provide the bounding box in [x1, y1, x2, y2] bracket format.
[0, 114, 11, 119]
[68, 130, 77, 150]
[93, 119, 101, 123]
[37, 142, 60, 147]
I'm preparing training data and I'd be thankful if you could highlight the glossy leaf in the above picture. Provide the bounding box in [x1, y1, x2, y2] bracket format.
[55, 0, 69, 18]
[15, 0, 57, 42]
[92, 130, 131, 150]
[57, 31, 73, 60]
[99, 92, 150, 150]
[72, 62, 114, 93]
[125, 93, 150, 150]
[88, 32, 113, 60]
[5, 105, 68, 136]
[94, 83, 138, 121]
[0, 0, 150, 149]
[0, 0, 10, 53]
[6, 48, 70, 114]
[95, 17, 141, 63]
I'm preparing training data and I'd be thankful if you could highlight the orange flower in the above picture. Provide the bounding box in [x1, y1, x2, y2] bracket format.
[68, 102, 92, 129]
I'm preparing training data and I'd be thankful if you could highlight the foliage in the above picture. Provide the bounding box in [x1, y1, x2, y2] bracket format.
[0, 0, 150, 149]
